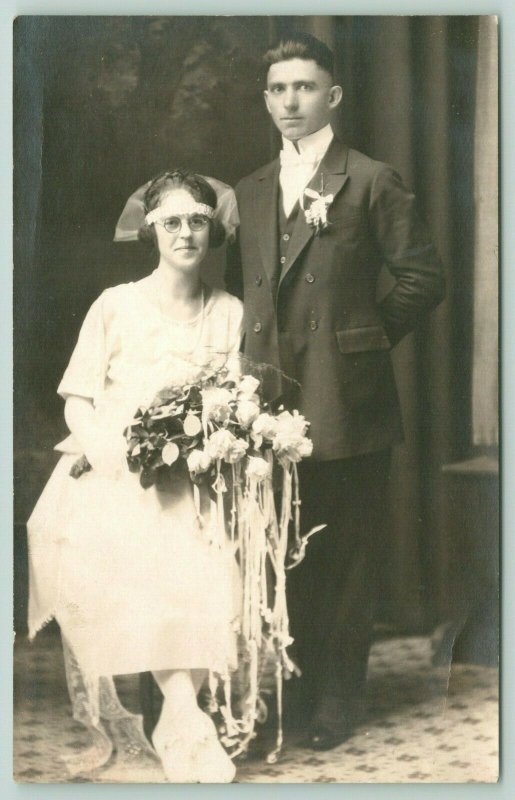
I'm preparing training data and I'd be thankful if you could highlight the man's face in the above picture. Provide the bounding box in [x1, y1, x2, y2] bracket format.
[264, 58, 342, 141]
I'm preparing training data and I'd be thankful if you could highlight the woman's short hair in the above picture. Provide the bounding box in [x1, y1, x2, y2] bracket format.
[263, 33, 334, 79]
[138, 169, 226, 248]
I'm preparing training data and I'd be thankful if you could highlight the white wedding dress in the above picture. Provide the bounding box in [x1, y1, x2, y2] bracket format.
[27, 277, 244, 780]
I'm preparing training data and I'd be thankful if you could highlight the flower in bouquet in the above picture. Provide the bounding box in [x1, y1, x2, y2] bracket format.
[237, 374, 260, 399]
[207, 428, 248, 463]
[272, 410, 313, 465]
[186, 448, 212, 476]
[236, 398, 260, 429]
[201, 386, 234, 424]
[275, 409, 309, 437]
[251, 413, 279, 447]
[246, 455, 271, 482]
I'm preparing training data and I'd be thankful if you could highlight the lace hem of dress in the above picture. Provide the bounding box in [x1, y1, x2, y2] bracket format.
[61, 635, 161, 778]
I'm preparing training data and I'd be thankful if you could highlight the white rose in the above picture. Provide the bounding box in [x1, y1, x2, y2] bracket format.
[272, 431, 313, 465]
[252, 413, 279, 442]
[201, 386, 234, 423]
[274, 409, 309, 437]
[186, 448, 212, 474]
[238, 375, 260, 398]
[225, 437, 249, 464]
[207, 429, 234, 460]
[236, 399, 260, 428]
[246, 456, 271, 481]
[207, 429, 248, 463]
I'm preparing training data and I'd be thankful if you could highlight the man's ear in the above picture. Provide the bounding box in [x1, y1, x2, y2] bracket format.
[264, 90, 271, 113]
[328, 85, 343, 109]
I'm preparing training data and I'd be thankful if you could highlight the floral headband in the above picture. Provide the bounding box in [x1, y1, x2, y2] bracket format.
[114, 175, 239, 243]
[145, 196, 215, 226]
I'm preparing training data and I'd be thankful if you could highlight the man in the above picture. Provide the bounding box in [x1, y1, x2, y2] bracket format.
[225, 33, 445, 751]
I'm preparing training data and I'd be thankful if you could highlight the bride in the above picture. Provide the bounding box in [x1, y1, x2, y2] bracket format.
[27, 169, 243, 783]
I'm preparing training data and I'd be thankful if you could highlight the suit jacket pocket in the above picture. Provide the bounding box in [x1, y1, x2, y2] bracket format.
[336, 326, 391, 354]
[336, 328, 393, 407]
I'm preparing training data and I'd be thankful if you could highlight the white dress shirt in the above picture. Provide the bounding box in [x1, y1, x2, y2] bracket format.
[279, 124, 334, 217]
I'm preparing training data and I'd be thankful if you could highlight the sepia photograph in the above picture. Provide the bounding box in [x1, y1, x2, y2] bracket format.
[13, 14, 499, 784]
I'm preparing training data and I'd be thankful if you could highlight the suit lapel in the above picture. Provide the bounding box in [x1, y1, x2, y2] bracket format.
[254, 160, 280, 287]
[279, 137, 350, 286]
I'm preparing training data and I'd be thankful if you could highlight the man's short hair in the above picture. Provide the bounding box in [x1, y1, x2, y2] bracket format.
[263, 33, 334, 79]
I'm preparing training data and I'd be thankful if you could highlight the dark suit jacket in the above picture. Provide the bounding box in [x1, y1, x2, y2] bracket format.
[226, 136, 445, 461]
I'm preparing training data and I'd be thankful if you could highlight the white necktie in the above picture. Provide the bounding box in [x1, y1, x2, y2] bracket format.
[279, 150, 319, 169]
[279, 149, 320, 217]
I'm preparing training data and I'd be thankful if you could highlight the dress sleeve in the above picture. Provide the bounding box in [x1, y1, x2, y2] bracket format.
[57, 291, 110, 404]
[227, 295, 244, 354]
[223, 294, 244, 382]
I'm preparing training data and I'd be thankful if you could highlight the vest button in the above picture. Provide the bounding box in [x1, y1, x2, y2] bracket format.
[255, 274, 262, 286]
[310, 320, 318, 331]
[305, 273, 315, 283]
[253, 322, 262, 333]
[280, 256, 286, 264]
[282, 233, 290, 242]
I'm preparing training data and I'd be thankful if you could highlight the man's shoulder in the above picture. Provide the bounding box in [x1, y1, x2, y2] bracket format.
[346, 146, 395, 181]
[235, 159, 278, 191]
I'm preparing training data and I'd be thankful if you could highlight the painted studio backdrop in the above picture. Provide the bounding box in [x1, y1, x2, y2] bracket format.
[14, 16, 498, 659]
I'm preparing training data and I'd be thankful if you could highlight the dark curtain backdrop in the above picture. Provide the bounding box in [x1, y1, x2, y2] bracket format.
[14, 16, 482, 632]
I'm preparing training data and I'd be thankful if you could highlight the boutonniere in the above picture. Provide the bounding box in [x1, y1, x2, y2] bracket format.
[301, 174, 334, 235]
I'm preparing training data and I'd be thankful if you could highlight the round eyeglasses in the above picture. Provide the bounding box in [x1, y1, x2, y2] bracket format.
[158, 214, 210, 234]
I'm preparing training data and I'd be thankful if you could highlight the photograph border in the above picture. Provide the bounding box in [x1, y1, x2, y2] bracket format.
[4, 1, 512, 798]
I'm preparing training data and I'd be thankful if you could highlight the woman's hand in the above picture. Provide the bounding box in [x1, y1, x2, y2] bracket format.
[64, 395, 128, 480]
[83, 428, 129, 480]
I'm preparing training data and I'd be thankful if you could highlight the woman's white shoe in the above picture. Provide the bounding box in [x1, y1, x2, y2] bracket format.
[194, 711, 236, 784]
[152, 707, 235, 784]
[152, 714, 198, 783]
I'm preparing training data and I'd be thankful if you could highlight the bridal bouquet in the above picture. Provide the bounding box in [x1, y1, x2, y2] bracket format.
[126, 364, 323, 760]
[125, 366, 312, 487]
[70, 363, 323, 761]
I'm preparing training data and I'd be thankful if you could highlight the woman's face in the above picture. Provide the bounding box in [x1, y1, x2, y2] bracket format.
[153, 188, 211, 272]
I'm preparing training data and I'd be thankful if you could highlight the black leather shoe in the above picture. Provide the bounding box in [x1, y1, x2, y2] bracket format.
[308, 725, 354, 751]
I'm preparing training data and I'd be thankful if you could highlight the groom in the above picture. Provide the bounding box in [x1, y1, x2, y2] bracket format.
[225, 33, 445, 750]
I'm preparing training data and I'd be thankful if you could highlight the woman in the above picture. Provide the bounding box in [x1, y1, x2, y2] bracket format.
[27, 170, 243, 783]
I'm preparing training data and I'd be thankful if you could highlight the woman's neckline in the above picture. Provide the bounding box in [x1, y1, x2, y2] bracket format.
[131, 275, 214, 325]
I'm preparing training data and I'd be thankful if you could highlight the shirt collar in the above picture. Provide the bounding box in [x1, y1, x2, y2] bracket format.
[281, 124, 334, 160]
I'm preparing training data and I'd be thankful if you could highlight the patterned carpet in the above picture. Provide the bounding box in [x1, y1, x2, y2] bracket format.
[13, 627, 498, 784]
